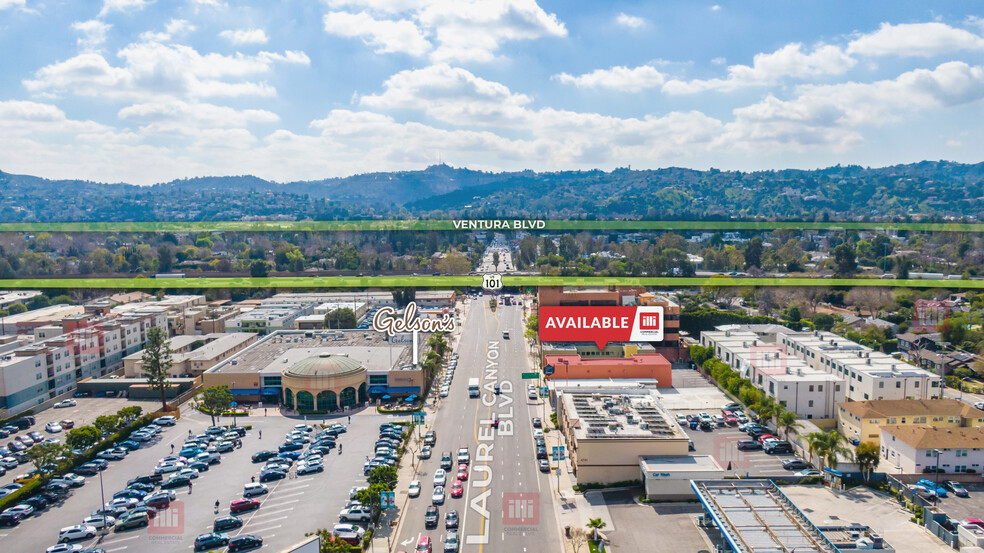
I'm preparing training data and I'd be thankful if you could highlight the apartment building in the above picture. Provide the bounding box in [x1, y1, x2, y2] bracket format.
[880, 425, 984, 474]
[838, 399, 984, 446]
[226, 303, 315, 335]
[123, 332, 258, 377]
[699, 328, 844, 418]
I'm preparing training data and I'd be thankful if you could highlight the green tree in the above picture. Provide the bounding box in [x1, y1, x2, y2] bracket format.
[157, 244, 174, 273]
[393, 288, 416, 307]
[142, 326, 173, 412]
[492, 251, 500, 269]
[585, 518, 607, 540]
[776, 410, 802, 441]
[744, 237, 763, 269]
[66, 425, 102, 451]
[200, 386, 234, 426]
[524, 313, 539, 342]
[325, 308, 358, 329]
[753, 395, 781, 426]
[249, 260, 269, 277]
[117, 406, 143, 425]
[26, 442, 68, 484]
[854, 441, 880, 481]
[810, 313, 836, 331]
[6, 302, 27, 314]
[0, 258, 14, 279]
[93, 415, 119, 437]
[896, 255, 910, 279]
[558, 234, 579, 260]
[368, 465, 398, 488]
[832, 243, 857, 276]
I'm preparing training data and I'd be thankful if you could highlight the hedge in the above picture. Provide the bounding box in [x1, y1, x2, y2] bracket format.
[572, 479, 641, 493]
[0, 479, 41, 512]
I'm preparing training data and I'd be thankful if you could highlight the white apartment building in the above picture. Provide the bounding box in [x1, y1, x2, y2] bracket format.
[778, 330, 937, 401]
[227, 303, 315, 335]
[699, 329, 844, 418]
[880, 425, 984, 474]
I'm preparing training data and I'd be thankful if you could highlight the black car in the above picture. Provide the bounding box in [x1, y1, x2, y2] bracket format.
[536, 447, 548, 460]
[213, 515, 243, 532]
[128, 474, 163, 486]
[189, 461, 210, 473]
[22, 496, 48, 510]
[781, 458, 811, 470]
[227, 427, 247, 438]
[765, 441, 793, 454]
[278, 442, 304, 453]
[194, 532, 230, 551]
[74, 465, 97, 476]
[0, 512, 21, 526]
[228, 535, 263, 552]
[127, 482, 155, 493]
[161, 475, 192, 489]
[440, 452, 453, 470]
[737, 440, 762, 451]
[309, 446, 331, 456]
[424, 505, 439, 528]
[251, 450, 277, 463]
[699, 421, 713, 431]
[259, 469, 287, 483]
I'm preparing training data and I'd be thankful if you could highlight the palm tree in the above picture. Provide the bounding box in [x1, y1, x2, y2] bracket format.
[754, 396, 780, 426]
[822, 430, 850, 470]
[805, 431, 829, 470]
[777, 410, 803, 441]
[585, 518, 607, 541]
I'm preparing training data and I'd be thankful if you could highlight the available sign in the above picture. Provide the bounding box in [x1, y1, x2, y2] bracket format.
[539, 306, 664, 348]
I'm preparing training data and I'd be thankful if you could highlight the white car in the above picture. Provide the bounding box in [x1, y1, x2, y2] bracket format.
[433, 469, 447, 487]
[432, 486, 445, 504]
[408, 480, 421, 498]
[82, 515, 115, 529]
[46, 545, 84, 553]
[332, 523, 365, 539]
[243, 483, 269, 497]
[154, 461, 185, 474]
[328, 424, 346, 433]
[533, 429, 544, 438]
[59, 524, 97, 542]
[293, 424, 313, 433]
[175, 468, 200, 479]
[296, 462, 324, 475]
[62, 473, 86, 487]
[46, 422, 63, 433]
[153, 416, 177, 426]
[4, 504, 35, 518]
[440, 387, 450, 397]
[104, 498, 138, 511]
[54, 400, 77, 409]
[0, 457, 17, 469]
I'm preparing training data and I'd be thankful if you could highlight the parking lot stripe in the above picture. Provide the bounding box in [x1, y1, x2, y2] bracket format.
[246, 516, 289, 526]
[261, 498, 300, 508]
[249, 507, 295, 519]
[267, 491, 307, 500]
[276, 483, 311, 491]
[101, 535, 140, 544]
[247, 524, 282, 534]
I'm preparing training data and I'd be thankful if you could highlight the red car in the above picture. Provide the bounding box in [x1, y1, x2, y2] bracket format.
[230, 498, 260, 514]
[450, 480, 463, 498]
[756, 434, 776, 444]
[490, 417, 499, 428]
[456, 464, 468, 481]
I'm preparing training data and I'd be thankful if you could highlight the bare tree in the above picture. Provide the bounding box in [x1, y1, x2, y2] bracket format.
[569, 528, 588, 553]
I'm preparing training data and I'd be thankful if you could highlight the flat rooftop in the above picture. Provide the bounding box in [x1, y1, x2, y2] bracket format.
[207, 330, 412, 375]
[561, 389, 686, 441]
[640, 454, 723, 473]
[693, 480, 839, 553]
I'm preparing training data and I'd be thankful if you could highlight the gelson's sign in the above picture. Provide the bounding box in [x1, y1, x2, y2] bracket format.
[539, 306, 663, 349]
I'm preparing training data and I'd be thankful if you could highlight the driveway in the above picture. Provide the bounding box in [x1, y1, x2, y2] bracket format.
[602, 490, 712, 553]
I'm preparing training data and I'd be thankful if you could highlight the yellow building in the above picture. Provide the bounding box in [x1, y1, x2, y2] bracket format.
[837, 399, 984, 446]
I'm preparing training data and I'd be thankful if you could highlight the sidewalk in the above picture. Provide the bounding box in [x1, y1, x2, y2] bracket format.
[371, 300, 467, 552]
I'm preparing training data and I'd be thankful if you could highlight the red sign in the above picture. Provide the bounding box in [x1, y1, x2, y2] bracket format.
[539, 306, 664, 349]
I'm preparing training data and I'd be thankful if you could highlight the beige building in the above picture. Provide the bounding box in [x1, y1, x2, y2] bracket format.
[123, 332, 257, 377]
[838, 399, 984, 446]
[281, 353, 368, 412]
[557, 388, 690, 484]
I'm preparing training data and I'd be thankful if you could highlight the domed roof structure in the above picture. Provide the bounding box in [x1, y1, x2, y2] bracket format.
[285, 353, 364, 378]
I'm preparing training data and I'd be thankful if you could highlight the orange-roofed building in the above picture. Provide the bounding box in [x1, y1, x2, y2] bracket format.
[543, 352, 672, 387]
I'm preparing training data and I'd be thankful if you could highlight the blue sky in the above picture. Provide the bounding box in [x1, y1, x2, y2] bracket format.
[0, 0, 982, 184]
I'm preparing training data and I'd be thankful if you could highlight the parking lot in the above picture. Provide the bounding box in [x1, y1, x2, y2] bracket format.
[2, 404, 405, 553]
[674, 410, 800, 477]
[602, 490, 713, 553]
[0, 397, 161, 487]
[934, 481, 984, 522]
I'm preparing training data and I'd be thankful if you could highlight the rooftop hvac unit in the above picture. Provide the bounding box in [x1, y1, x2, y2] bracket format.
[640, 422, 648, 430]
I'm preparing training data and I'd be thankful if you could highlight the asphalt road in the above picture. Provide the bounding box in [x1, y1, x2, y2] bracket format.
[5, 405, 402, 553]
[392, 297, 561, 553]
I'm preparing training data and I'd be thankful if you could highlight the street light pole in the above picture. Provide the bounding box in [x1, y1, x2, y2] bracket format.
[934, 448, 942, 503]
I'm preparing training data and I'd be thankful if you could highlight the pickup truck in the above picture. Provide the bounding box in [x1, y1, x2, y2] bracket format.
[339, 505, 372, 522]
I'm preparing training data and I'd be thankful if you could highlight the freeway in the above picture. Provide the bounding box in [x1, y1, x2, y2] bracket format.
[392, 296, 561, 553]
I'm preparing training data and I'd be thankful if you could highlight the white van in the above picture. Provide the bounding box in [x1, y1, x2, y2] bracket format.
[243, 483, 269, 497]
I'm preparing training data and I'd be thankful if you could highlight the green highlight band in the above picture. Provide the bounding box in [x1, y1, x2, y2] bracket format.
[0, 276, 980, 289]
[0, 220, 983, 233]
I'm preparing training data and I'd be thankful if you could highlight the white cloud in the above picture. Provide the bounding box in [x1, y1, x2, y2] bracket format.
[847, 22, 984, 57]
[554, 65, 667, 92]
[324, 11, 431, 56]
[614, 13, 645, 29]
[219, 28, 269, 45]
[711, 4, 721, 11]
[139, 19, 194, 42]
[72, 20, 112, 52]
[24, 42, 309, 101]
[968, 16, 984, 32]
[190, 0, 225, 7]
[663, 42, 856, 93]
[322, 0, 567, 62]
[98, 0, 153, 18]
[946, 139, 962, 147]
[711, 57, 726, 65]
[723, 61, 984, 150]
[0, 0, 26, 10]
[118, 99, 278, 134]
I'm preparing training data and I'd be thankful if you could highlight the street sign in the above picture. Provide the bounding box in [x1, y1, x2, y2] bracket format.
[413, 412, 426, 425]
[380, 491, 396, 509]
[543, 364, 555, 376]
[539, 386, 549, 398]
[552, 446, 565, 461]
[521, 372, 539, 380]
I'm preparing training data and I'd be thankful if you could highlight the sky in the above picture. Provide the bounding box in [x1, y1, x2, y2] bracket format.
[0, 0, 982, 185]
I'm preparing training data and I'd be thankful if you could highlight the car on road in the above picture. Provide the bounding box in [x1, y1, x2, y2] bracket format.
[175, 468, 200, 480]
[444, 530, 459, 553]
[424, 430, 437, 446]
[4, 504, 35, 518]
[456, 464, 468, 481]
[46, 422, 63, 433]
[339, 504, 372, 522]
[0, 511, 23, 527]
[113, 489, 148, 501]
[54, 400, 77, 408]
[74, 464, 101, 476]
[228, 535, 263, 552]
[424, 505, 439, 528]
[764, 441, 793, 454]
[98, 448, 127, 461]
[945, 481, 970, 497]
[61, 473, 86, 487]
[45, 545, 84, 553]
[419, 446, 433, 460]
[297, 460, 324, 475]
[908, 484, 937, 499]
[450, 480, 463, 498]
[194, 532, 230, 551]
[328, 423, 346, 433]
[781, 458, 811, 470]
[128, 474, 162, 486]
[539, 459, 550, 472]
[434, 469, 447, 486]
[213, 515, 243, 532]
[59, 524, 97, 542]
[243, 483, 269, 497]
[532, 417, 542, 428]
[409, 480, 421, 497]
[440, 452, 453, 470]
[230, 498, 261, 514]
[445, 509, 458, 529]
[457, 447, 470, 464]
[536, 446, 548, 460]
[432, 486, 445, 504]
[82, 515, 115, 529]
[755, 434, 777, 444]
[115, 511, 149, 531]
[278, 442, 304, 453]
[195, 451, 221, 465]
